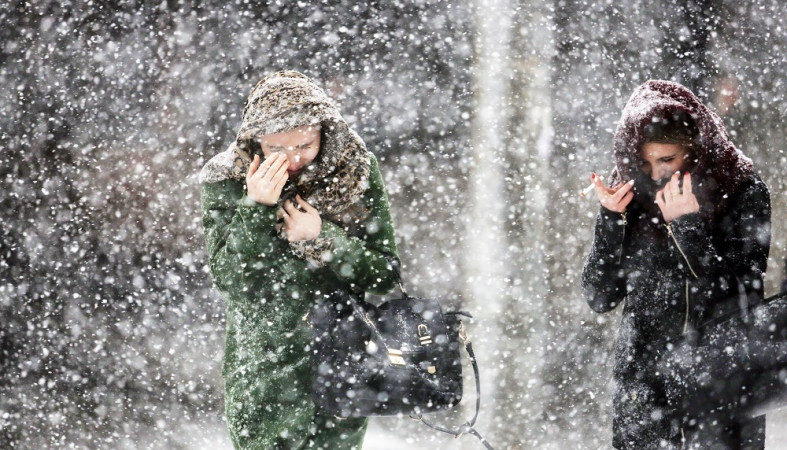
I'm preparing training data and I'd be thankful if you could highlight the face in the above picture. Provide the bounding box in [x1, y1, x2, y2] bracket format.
[259, 124, 321, 176]
[639, 142, 692, 182]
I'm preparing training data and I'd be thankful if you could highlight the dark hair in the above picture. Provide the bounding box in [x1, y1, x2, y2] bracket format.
[641, 110, 701, 150]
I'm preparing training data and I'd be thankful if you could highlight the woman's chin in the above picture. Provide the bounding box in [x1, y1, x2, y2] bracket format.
[634, 177, 665, 199]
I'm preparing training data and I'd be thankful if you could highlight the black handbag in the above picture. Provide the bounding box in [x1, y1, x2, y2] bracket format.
[659, 290, 787, 418]
[309, 265, 495, 449]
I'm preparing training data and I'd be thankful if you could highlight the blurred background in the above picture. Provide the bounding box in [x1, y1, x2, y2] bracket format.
[1, 0, 785, 448]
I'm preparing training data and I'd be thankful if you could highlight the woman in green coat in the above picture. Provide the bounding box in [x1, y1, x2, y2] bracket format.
[200, 71, 400, 449]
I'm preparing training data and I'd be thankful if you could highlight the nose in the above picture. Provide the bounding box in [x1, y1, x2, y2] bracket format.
[285, 151, 302, 169]
[650, 166, 664, 181]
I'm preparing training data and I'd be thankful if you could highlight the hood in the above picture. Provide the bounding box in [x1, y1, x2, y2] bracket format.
[199, 71, 371, 219]
[610, 80, 753, 200]
[236, 70, 343, 147]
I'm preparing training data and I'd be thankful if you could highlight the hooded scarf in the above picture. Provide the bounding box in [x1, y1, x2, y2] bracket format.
[610, 80, 753, 223]
[199, 71, 371, 263]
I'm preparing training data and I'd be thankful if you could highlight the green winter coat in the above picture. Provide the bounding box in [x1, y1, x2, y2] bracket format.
[201, 72, 399, 449]
[202, 155, 398, 448]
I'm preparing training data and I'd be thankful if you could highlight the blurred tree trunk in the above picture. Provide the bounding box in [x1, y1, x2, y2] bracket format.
[464, 0, 513, 445]
[495, 1, 556, 447]
[465, 1, 558, 447]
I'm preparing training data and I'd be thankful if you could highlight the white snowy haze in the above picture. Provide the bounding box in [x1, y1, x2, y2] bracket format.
[1, 0, 786, 449]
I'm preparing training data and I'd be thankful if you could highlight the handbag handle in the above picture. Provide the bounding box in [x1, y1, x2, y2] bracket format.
[386, 253, 408, 296]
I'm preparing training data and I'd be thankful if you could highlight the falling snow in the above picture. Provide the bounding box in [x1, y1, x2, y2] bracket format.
[1, 1, 786, 449]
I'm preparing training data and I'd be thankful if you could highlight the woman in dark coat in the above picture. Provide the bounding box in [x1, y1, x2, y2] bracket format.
[582, 80, 771, 449]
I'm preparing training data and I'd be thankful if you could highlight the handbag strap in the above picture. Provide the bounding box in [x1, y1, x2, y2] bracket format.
[412, 336, 496, 450]
[661, 289, 787, 348]
[383, 255, 496, 449]
[698, 289, 787, 331]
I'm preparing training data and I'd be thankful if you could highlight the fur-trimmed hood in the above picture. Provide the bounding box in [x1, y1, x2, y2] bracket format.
[611, 80, 753, 201]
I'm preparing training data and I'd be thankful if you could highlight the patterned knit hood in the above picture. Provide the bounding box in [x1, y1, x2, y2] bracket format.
[200, 71, 371, 217]
[610, 80, 754, 220]
[200, 71, 371, 264]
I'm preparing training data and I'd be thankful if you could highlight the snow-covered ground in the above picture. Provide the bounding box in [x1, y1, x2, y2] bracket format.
[107, 405, 787, 449]
[767, 407, 787, 450]
[363, 409, 787, 450]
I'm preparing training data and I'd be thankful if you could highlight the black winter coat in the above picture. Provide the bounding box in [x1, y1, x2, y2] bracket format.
[582, 173, 770, 447]
[582, 80, 771, 449]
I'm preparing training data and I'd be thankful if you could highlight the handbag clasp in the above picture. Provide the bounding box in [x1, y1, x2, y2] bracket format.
[388, 349, 406, 366]
[458, 321, 469, 344]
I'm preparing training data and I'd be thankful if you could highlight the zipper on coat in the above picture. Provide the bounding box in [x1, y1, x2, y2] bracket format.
[665, 222, 696, 334]
[683, 279, 690, 334]
[618, 212, 627, 264]
[665, 222, 698, 278]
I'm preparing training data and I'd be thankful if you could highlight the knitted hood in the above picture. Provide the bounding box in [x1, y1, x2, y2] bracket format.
[610, 80, 753, 201]
[199, 71, 371, 220]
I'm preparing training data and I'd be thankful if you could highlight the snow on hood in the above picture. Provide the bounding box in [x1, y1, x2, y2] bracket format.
[611, 80, 753, 197]
[199, 71, 371, 220]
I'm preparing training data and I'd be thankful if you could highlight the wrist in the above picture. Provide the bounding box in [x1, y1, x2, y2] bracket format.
[304, 222, 322, 241]
[248, 194, 277, 206]
[240, 196, 278, 216]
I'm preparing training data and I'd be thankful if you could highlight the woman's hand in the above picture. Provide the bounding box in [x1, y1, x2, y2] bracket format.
[246, 153, 289, 206]
[656, 171, 699, 223]
[281, 195, 322, 241]
[592, 173, 634, 213]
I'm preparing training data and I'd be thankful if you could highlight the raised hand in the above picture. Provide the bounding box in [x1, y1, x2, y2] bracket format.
[655, 171, 699, 223]
[246, 153, 289, 206]
[281, 195, 322, 241]
[592, 173, 635, 213]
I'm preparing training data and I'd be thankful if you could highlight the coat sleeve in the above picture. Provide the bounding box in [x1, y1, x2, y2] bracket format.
[582, 208, 629, 313]
[316, 155, 400, 295]
[666, 176, 771, 314]
[201, 179, 293, 297]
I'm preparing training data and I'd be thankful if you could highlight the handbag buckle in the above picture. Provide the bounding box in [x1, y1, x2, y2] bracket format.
[388, 349, 406, 366]
[417, 324, 433, 346]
